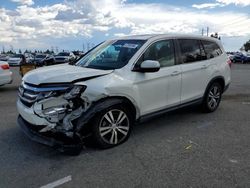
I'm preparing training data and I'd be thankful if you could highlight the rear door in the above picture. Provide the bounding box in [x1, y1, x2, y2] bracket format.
[177, 39, 208, 103]
[133, 39, 182, 115]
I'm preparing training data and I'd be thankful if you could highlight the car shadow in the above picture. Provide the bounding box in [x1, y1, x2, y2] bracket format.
[0, 85, 19, 93]
[0, 105, 202, 159]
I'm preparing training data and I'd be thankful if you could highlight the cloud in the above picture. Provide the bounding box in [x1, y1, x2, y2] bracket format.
[11, 0, 34, 6]
[192, 3, 223, 9]
[217, 0, 250, 6]
[55, 9, 86, 21]
[0, 0, 250, 50]
[193, 0, 250, 9]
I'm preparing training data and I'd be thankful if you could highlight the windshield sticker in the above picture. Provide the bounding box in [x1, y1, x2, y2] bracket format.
[123, 43, 139, 49]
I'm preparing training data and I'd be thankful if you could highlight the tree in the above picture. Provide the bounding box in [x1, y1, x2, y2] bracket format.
[210, 32, 221, 40]
[243, 40, 250, 52]
[19, 49, 22, 54]
[2, 46, 5, 54]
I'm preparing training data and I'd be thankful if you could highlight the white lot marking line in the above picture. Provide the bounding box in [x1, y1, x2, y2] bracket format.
[40, 175, 72, 188]
[242, 102, 250, 105]
[197, 122, 213, 129]
[229, 159, 238, 164]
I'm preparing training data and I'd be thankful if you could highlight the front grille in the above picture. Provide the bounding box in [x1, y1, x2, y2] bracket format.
[18, 82, 70, 108]
[18, 84, 39, 107]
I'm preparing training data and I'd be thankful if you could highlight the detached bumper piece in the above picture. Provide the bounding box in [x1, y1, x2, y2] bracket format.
[18, 115, 83, 155]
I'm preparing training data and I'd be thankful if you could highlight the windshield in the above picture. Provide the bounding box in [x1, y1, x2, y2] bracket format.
[76, 39, 146, 70]
[57, 52, 70, 56]
[35, 55, 46, 58]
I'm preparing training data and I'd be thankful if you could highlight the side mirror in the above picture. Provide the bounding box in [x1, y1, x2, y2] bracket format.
[136, 60, 160, 73]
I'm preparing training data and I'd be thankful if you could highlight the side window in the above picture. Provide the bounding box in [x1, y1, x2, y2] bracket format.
[178, 39, 206, 63]
[202, 40, 222, 59]
[137, 40, 175, 68]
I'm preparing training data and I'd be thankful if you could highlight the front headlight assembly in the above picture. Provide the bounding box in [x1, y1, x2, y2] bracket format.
[64, 85, 87, 100]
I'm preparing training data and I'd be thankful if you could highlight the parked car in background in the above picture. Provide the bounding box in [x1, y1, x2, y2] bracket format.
[33, 54, 55, 66]
[8, 53, 33, 66]
[72, 51, 84, 60]
[54, 52, 76, 64]
[17, 34, 231, 155]
[8, 54, 23, 66]
[0, 54, 9, 61]
[242, 52, 250, 63]
[229, 52, 250, 64]
[0, 61, 12, 86]
[24, 53, 34, 63]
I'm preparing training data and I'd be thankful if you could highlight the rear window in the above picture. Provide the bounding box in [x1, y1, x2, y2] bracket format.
[201, 40, 222, 59]
[12, 54, 22, 58]
[178, 39, 206, 63]
[57, 52, 70, 56]
[35, 55, 46, 58]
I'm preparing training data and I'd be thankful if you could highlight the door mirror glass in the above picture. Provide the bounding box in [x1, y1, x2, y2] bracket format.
[137, 60, 160, 73]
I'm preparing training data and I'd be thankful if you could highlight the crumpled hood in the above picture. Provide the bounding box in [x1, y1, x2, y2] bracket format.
[23, 64, 113, 85]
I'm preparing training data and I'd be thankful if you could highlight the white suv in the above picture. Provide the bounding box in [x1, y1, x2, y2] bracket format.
[17, 34, 231, 154]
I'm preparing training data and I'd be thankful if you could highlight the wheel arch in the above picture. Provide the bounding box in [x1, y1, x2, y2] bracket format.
[95, 96, 138, 121]
[204, 76, 225, 98]
[76, 96, 138, 134]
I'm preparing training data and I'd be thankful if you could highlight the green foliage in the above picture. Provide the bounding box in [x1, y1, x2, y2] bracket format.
[243, 40, 250, 52]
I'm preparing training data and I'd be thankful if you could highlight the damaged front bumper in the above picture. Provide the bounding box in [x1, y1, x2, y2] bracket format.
[17, 82, 90, 154]
[17, 81, 126, 154]
[18, 115, 83, 155]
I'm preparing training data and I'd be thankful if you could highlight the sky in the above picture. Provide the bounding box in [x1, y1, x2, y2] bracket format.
[0, 0, 250, 52]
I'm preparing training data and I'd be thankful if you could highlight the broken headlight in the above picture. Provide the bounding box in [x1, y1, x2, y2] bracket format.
[64, 85, 87, 100]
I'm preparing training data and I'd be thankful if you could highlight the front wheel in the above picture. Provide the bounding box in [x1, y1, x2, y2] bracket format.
[92, 105, 132, 149]
[202, 82, 222, 113]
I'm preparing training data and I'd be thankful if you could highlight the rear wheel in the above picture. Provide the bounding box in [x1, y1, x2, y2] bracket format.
[202, 82, 222, 113]
[92, 105, 132, 149]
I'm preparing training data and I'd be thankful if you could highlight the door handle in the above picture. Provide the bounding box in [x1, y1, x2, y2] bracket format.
[171, 71, 181, 76]
[201, 65, 208, 69]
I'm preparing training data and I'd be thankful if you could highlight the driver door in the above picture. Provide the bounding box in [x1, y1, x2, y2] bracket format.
[133, 39, 182, 116]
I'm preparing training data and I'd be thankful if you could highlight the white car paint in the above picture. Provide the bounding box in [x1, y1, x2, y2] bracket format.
[23, 64, 113, 85]
[8, 57, 22, 66]
[0, 61, 12, 86]
[17, 34, 231, 143]
[54, 52, 75, 63]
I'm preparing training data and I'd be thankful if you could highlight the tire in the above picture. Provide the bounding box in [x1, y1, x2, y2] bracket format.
[91, 104, 132, 149]
[202, 82, 222, 113]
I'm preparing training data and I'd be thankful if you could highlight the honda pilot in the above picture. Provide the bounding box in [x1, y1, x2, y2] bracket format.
[17, 34, 231, 154]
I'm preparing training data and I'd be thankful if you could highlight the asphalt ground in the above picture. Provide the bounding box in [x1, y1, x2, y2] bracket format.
[0, 64, 249, 188]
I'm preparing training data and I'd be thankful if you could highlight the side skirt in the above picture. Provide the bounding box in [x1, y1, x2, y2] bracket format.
[138, 98, 203, 123]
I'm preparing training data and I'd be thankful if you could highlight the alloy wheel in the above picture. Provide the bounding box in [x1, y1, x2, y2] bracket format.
[99, 109, 130, 145]
[207, 85, 221, 110]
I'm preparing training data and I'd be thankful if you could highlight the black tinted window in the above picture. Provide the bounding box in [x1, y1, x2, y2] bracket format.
[138, 40, 175, 68]
[202, 40, 222, 59]
[57, 52, 70, 56]
[178, 39, 206, 63]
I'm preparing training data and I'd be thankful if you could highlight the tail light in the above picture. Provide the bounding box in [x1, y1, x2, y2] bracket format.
[0, 64, 9, 70]
[227, 59, 232, 68]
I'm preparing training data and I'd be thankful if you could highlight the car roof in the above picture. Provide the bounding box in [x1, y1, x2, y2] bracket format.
[112, 34, 220, 42]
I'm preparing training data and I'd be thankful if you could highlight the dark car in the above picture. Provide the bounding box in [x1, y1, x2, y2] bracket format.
[243, 52, 250, 63]
[33, 54, 55, 66]
[229, 52, 250, 64]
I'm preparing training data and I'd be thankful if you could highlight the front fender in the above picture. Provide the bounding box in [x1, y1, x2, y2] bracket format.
[75, 98, 124, 132]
